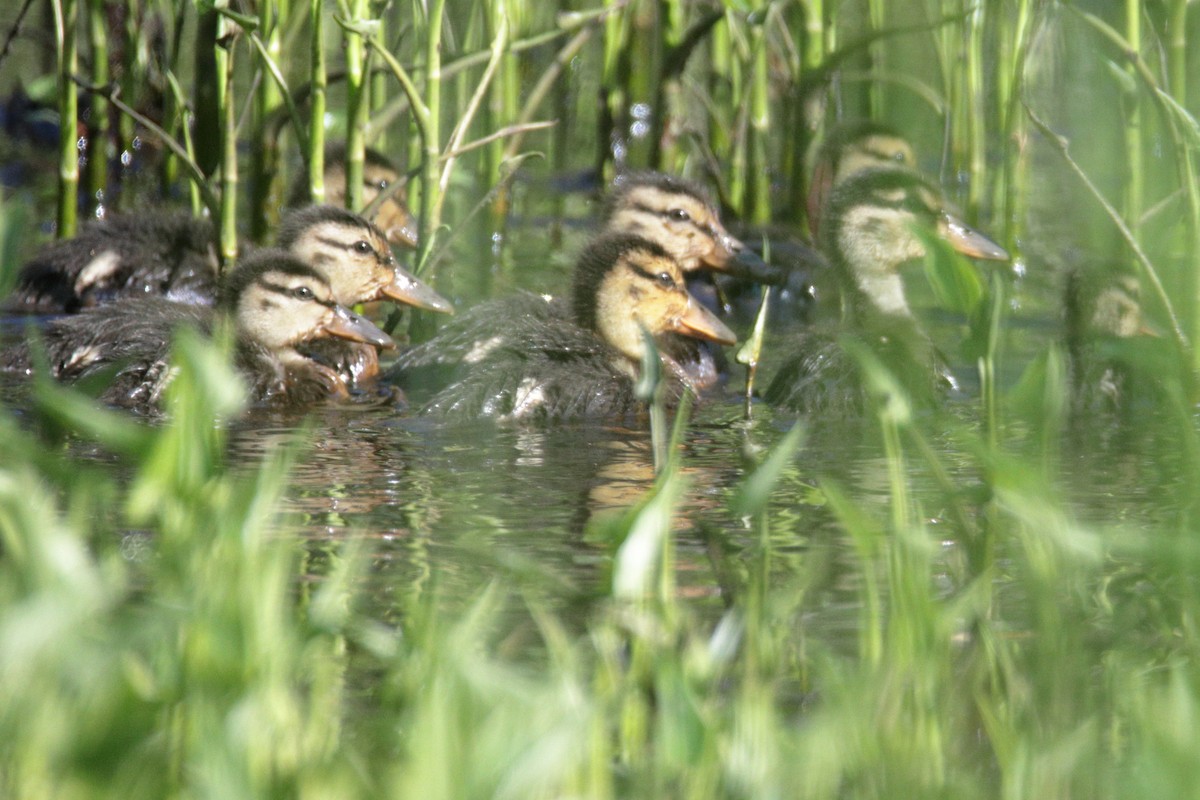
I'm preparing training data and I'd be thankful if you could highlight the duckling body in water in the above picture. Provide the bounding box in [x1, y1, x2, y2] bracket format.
[1, 250, 394, 412]
[389, 234, 736, 422]
[394, 171, 769, 398]
[764, 167, 1009, 414]
[3, 204, 449, 387]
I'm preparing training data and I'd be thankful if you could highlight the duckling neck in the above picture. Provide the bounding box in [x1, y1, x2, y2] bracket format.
[850, 271, 912, 319]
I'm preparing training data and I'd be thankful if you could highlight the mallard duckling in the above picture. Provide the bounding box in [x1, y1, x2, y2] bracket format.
[289, 143, 419, 249]
[764, 167, 1009, 413]
[4, 211, 219, 314]
[1, 250, 394, 412]
[602, 171, 779, 284]
[1063, 265, 1166, 415]
[390, 233, 736, 422]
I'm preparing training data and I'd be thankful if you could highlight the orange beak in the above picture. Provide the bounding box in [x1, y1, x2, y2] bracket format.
[670, 297, 737, 346]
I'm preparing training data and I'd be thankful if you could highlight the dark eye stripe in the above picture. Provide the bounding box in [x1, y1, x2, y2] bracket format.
[628, 261, 676, 289]
[315, 232, 389, 263]
[629, 201, 707, 233]
[259, 279, 336, 309]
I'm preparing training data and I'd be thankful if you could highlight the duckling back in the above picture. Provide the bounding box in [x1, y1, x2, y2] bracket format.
[4, 212, 218, 314]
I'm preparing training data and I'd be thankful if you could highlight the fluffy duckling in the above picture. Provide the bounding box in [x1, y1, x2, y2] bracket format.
[719, 122, 919, 320]
[1, 250, 394, 412]
[764, 167, 1009, 413]
[390, 233, 736, 422]
[602, 171, 778, 284]
[1063, 266, 1165, 415]
[289, 143, 419, 249]
[4, 211, 219, 314]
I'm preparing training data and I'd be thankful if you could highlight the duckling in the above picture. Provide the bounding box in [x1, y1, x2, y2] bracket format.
[602, 171, 779, 284]
[1, 249, 394, 412]
[1063, 265, 1165, 415]
[3, 211, 219, 314]
[764, 167, 1009, 414]
[390, 233, 736, 422]
[289, 143, 419, 249]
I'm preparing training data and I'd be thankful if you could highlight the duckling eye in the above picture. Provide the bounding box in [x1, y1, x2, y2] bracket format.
[293, 286, 315, 300]
[891, 150, 907, 162]
[668, 208, 691, 222]
[373, 179, 389, 191]
[656, 272, 675, 289]
[353, 240, 374, 255]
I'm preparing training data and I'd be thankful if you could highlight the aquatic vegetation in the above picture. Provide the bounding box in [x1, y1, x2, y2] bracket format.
[2, 0, 1200, 797]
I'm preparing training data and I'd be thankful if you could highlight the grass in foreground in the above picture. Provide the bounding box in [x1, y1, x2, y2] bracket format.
[2, 317, 1200, 798]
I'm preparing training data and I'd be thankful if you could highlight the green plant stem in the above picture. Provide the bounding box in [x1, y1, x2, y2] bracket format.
[85, 0, 108, 214]
[216, 22, 238, 268]
[53, 0, 78, 237]
[342, 0, 369, 212]
[250, 0, 288, 240]
[309, 0, 326, 202]
[419, 0, 446, 267]
[500, 24, 593, 161]
[1124, 0, 1144, 237]
[1167, 0, 1187, 105]
[748, 17, 771, 223]
[436, 9, 507, 224]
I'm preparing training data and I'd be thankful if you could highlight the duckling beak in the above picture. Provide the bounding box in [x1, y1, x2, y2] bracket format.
[938, 212, 1010, 261]
[382, 267, 455, 314]
[323, 305, 397, 350]
[705, 229, 788, 285]
[672, 298, 738, 346]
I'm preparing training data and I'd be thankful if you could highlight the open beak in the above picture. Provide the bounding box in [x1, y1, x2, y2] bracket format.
[323, 304, 396, 350]
[703, 226, 788, 285]
[938, 212, 1010, 261]
[381, 266, 454, 314]
[671, 297, 738, 346]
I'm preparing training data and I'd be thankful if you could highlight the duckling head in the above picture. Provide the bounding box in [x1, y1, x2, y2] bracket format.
[808, 121, 918, 240]
[277, 205, 452, 314]
[290, 143, 419, 249]
[824, 167, 1009, 318]
[603, 172, 777, 284]
[222, 249, 395, 367]
[573, 233, 737, 377]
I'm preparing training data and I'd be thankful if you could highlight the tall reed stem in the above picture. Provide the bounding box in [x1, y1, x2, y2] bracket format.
[216, 14, 238, 268]
[418, 0, 446, 263]
[53, 0, 79, 237]
[250, 0, 286, 240]
[308, 0, 326, 203]
[85, 0, 108, 215]
[747, 17, 771, 223]
[1123, 0, 1144, 237]
[1167, 0, 1187, 106]
[342, 0, 369, 211]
